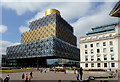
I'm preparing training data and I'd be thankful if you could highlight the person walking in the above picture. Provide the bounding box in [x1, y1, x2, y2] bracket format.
[30, 72, 33, 78]
[74, 69, 76, 74]
[76, 73, 79, 80]
[6, 74, 10, 82]
[3, 78, 7, 82]
[4, 74, 10, 82]
[79, 67, 83, 80]
[44, 68, 47, 73]
[39, 69, 43, 73]
[28, 74, 32, 82]
[22, 73, 25, 80]
[0, 77, 3, 82]
[113, 70, 118, 78]
[25, 74, 28, 82]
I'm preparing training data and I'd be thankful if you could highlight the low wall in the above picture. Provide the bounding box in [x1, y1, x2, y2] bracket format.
[66, 70, 76, 73]
[1, 67, 21, 70]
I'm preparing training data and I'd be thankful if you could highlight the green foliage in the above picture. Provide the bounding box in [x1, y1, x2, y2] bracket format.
[0, 68, 32, 73]
[60, 69, 66, 72]
[55, 68, 60, 71]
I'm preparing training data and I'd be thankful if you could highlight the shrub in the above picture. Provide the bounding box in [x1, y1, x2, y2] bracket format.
[55, 68, 60, 72]
[86, 69, 105, 71]
[60, 69, 66, 72]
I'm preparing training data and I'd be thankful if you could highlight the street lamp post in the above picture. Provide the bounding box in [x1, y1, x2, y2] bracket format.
[37, 57, 39, 70]
[108, 61, 110, 80]
[108, 62, 110, 71]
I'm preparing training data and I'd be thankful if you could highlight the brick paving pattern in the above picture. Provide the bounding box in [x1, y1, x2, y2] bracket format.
[1, 70, 119, 81]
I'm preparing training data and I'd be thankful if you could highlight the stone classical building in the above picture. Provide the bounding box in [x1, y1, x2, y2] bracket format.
[80, 23, 120, 70]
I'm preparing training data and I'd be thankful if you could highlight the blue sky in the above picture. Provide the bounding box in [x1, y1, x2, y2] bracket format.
[2, 7, 38, 42]
[0, 1, 119, 54]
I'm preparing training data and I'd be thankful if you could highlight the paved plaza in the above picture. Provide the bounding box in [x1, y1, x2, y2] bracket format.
[1, 70, 119, 81]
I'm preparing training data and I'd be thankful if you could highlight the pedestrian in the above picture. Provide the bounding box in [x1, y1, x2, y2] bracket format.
[4, 78, 7, 82]
[79, 67, 83, 80]
[116, 70, 118, 73]
[113, 72, 117, 78]
[4, 74, 10, 82]
[113, 70, 118, 78]
[6, 74, 10, 81]
[22, 73, 25, 80]
[44, 68, 47, 73]
[76, 73, 79, 80]
[74, 69, 76, 74]
[28, 74, 32, 82]
[30, 72, 33, 78]
[39, 69, 43, 73]
[54, 69, 56, 73]
[25, 74, 28, 82]
[64, 70, 66, 74]
[0, 77, 3, 82]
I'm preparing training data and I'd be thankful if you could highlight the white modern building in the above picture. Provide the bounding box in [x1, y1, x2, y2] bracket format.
[80, 23, 120, 71]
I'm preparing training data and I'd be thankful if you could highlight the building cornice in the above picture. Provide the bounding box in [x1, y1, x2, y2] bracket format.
[109, 1, 120, 17]
[80, 34, 120, 44]
[80, 31, 115, 38]
[80, 60, 118, 63]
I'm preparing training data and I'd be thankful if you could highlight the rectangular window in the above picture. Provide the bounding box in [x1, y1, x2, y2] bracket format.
[97, 49, 100, 53]
[96, 43, 100, 47]
[90, 37, 93, 40]
[104, 63, 107, 67]
[91, 56, 94, 61]
[111, 63, 115, 67]
[110, 41, 113, 45]
[110, 47, 114, 52]
[104, 55, 107, 60]
[97, 63, 101, 67]
[90, 44, 93, 47]
[91, 63, 94, 67]
[97, 56, 100, 61]
[103, 42, 106, 46]
[102, 35, 105, 38]
[85, 44, 87, 48]
[109, 34, 112, 37]
[103, 48, 107, 53]
[85, 63, 88, 67]
[85, 50, 88, 54]
[91, 49, 94, 54]
[96, 36, 99, 39]
[85, 56, 88, 61]
[111, 55, 114, 60]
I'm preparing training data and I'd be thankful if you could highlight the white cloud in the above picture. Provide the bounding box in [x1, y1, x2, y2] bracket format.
[71, 2, 118, 48]
[0, 25, 8, 33]
[2, 2, 49, 15]
[2, 0, 118, 2]
[19, 26, 30, 33]
[27, 11, 45, 24]
[26, 2, 92, 24]
[2, 2, 119, 49]
[0, 41, 20, 55]
[25, 2, 118, 48]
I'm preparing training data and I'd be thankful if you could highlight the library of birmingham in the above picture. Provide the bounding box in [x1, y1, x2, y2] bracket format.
[6, 9, 80, 67]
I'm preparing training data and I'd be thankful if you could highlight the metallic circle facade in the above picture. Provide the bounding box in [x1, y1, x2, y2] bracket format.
[45, 9, 60, 16]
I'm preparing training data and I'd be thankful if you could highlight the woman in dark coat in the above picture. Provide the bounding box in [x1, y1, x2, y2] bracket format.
[80, 67, 83, 80]
[22, 73, 25, 80]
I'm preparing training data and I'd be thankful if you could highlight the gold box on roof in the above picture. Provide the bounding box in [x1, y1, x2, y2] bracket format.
[22, 23, 76, 46]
